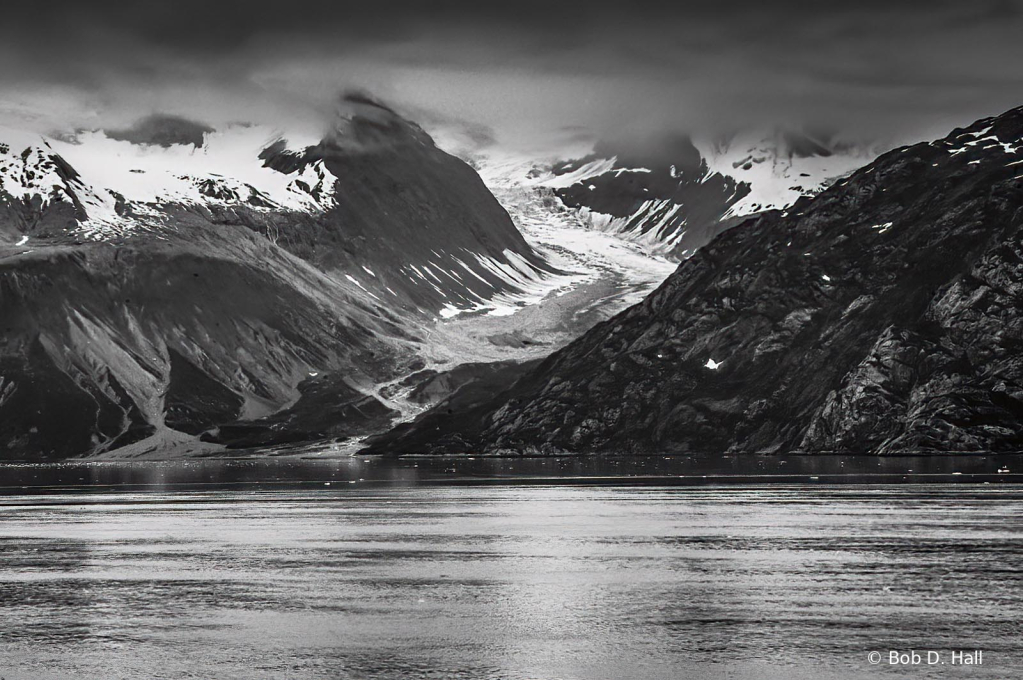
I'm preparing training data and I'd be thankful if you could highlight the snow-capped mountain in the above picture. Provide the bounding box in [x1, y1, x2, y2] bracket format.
[544, 130, 876, 259]
[0, 97, 566, 317]
[0, 94, 573, 459]
[694, 130, 878, 219]
[0, 122, 335, 242]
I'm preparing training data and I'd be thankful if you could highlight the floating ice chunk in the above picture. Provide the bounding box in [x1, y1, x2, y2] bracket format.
[704, 358, 723, 370]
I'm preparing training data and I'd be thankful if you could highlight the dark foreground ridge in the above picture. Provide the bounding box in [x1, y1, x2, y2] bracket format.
[364, 106, 1023, 455]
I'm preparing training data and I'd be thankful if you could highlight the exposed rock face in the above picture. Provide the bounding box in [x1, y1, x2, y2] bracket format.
[363, 106, 1023, 455]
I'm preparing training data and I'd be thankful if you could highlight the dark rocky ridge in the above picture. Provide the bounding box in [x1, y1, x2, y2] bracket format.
[363, 106, 1023, 455]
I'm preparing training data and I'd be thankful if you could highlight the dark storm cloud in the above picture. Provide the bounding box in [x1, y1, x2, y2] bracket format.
[4, 0, 1023, 146]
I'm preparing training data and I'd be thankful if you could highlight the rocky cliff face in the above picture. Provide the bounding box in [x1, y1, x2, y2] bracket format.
[363, 106, 1023, 455]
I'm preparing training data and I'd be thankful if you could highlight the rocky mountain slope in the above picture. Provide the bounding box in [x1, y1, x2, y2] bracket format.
[0, 95, 560, 459]
[363, 106, 1023, 455]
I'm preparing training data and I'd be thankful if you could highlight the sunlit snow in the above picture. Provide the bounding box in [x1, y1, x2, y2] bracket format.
[0, 123, 339, 242]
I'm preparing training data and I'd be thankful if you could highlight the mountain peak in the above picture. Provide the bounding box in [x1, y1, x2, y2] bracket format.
[320, 91, 436, 155]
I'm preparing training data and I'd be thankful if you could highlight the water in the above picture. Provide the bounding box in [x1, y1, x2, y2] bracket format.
[1, 453, 1021, 493]
[1, 470, 1021, 679]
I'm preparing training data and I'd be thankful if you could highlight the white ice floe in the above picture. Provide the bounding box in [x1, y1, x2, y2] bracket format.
[704, 358, 723, 370]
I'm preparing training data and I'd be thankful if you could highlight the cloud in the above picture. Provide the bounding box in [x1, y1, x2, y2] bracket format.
[3, 0, 1023, 146]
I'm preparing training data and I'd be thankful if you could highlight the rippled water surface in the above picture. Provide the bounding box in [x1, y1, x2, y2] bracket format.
[1, 483, 1021, 679]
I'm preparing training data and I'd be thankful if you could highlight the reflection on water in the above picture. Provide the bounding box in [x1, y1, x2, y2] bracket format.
[0, 485, 1021, 679]
[0, 453, 1021, 493]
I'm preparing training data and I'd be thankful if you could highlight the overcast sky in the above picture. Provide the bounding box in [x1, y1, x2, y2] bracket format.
[3, 0, 1023, 148]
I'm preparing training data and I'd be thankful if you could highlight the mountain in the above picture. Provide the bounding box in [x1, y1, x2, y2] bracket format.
[362, 105, 1023, 455]
[0, 94, 560, 459]
[546, 130, 872, 259]
[1, 95, 558, 314]
[253, 94, 561, 315]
